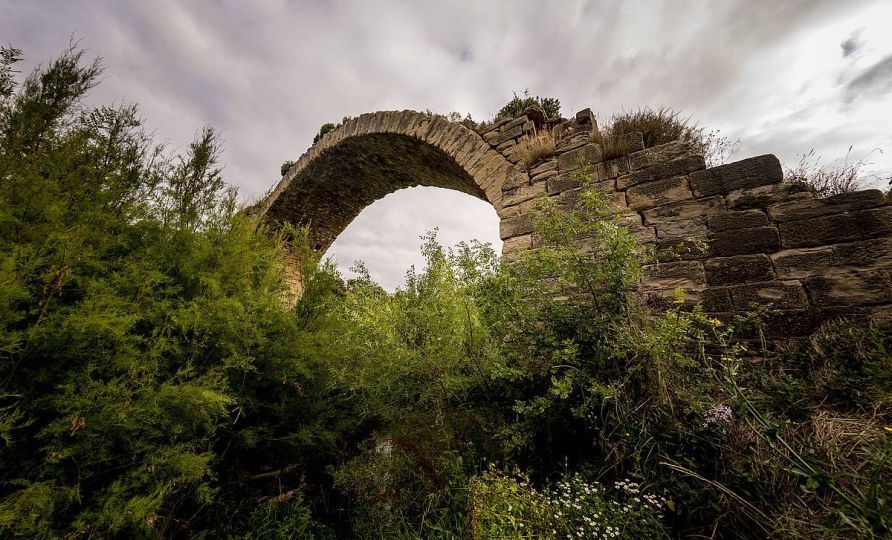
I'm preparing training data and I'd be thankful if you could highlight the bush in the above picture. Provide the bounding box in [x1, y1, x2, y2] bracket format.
[598, 106, 738, 165]
[497, 90, 561, 120]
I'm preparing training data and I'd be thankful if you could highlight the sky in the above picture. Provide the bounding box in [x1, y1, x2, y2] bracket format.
[3, 0, 891, 290]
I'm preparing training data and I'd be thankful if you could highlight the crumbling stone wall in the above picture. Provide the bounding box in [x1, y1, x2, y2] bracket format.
[261, 107, 892, 339]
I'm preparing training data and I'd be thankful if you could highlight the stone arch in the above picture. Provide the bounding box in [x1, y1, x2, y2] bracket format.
[259, 110, 529, 252]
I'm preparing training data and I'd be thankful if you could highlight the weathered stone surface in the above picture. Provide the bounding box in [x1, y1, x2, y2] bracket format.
[496, 124, 524, 145]
[709, 226, 780, 256]
[771, 247, 835, 279]
[530, 159, 558, 177]
[502, 234, 533, 255]
[642, 196, 724, 224]
[643, 261, 705, 289]
[531, 169, 559, 184]
[628, 141, 694, 171]
[616, 155, 706, 190]
[779, 207, 892, 248]
[555, 132, 590, 153]
[546, 172, 581, 195]
[804, 270, 892, 306]
[643, 286, 733, 313]
[599, 157, 632, 180]
[707, 209, 769, 232]
[704, 254, 775, 286]
[771, 238, 892, 279]
[499, 215, 534, 240]
[767, 189, 887, 222]
[557, 143, 602, 171]
[730, 280, 809, 310]
[690, 155, 782, 197]
[502, 181, 547, 207]
[726, 182, 813, 209]
[626, 176, 693, 210]
[655, 219, 707, 240]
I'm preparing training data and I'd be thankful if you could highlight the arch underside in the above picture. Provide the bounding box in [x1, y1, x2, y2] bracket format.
[264, 133, 485, 251]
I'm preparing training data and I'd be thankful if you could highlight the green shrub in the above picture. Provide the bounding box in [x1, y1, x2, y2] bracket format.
[497, 90, 561, 120]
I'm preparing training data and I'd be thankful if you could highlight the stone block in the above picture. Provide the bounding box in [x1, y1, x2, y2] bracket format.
[530, 159, 558, 177]
[546, 172, 581, 195]
[656, 219, 708, 240]
[555, 132, 590, 153]
[767, 189, 887, 222]
[502, 180, 547, 207]
[704, 254, 775, 286]
[628, 141, 694, 171]
[616, 155, 706, 190]
[730, 280, 809, 310]
[804, 270, 892, 306]
[643, 261, 705, 289]
[642, 196, 725, 225]
[499, 215, 534, 240]
[689, 155, 783, 197]
[707, 209, 769, 232]
[600, 157, 632, 179]
[626, 176, 693, 210]
[502, 234, 533, 256]
[575, 108, 595, 126]
[770, 247, 834, 279]
[779, 207, 892, 248]
[726, 181, 814, 209]
[496, 124, 524, 145]
[709, 226, 780, 256]
[557, 143, 602, 172]
[531, 168, 559, 184]
[655, 237, 711, 262]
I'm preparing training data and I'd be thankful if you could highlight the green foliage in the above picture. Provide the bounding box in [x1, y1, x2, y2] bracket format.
[0, 46, 335, 537]
[497, 90, 561, 120]
[279, 159, 295, 177]
[312, 122, 336, 145]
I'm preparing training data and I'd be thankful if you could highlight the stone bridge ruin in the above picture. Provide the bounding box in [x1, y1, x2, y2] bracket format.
[259, 108, 892, 342]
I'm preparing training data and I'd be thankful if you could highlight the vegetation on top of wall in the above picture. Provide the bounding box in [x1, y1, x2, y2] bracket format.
[596, 106, 739, 166]
[784, 147, 892, 197]
[1, 47, 889, 539]
[497, 89, 561, 120]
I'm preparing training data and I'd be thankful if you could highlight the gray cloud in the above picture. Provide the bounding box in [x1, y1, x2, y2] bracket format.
[2, 0, 890, 289]
[841, 33, 862, 57]
[846, 54, 892, 100]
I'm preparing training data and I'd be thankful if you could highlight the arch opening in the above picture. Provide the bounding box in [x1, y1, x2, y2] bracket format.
[324, 186, 502, 291]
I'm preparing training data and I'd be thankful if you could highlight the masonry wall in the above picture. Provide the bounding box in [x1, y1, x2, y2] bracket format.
[486, 108, 892, 341]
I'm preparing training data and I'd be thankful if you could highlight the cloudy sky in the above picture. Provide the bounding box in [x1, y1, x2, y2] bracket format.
[3, 0, 891, 289]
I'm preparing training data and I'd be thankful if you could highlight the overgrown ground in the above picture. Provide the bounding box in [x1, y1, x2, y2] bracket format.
[1, 47, 890, 539]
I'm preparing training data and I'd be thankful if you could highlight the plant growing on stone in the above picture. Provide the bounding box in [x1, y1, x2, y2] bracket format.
[518, 128, 556, 168]
[497, 89, 561, 120]
[784, 146, 890, 197]
[599, 106, 738, 166]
